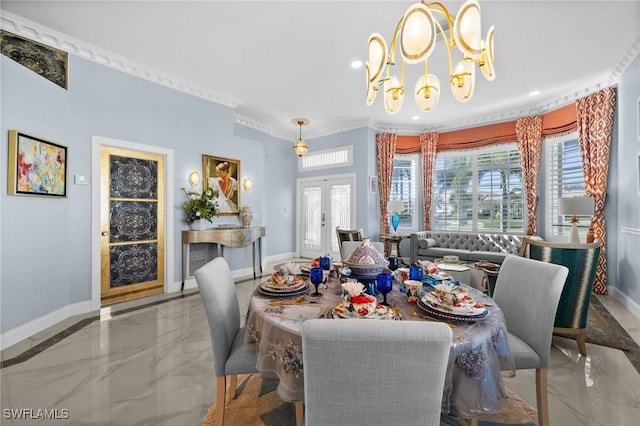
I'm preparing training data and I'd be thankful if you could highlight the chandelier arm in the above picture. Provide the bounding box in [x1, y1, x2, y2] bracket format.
[386, 15, 406, 80]
[430, 12, 456, 79]
[426, 2, 456, 49]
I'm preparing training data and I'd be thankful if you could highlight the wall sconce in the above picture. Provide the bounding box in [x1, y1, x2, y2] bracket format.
[243, 177, 253, 191]
[188, 171, 200, 187]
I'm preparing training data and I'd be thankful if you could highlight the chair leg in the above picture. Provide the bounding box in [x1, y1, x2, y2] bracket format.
[535, 368, 550, 426]
[465, 418, 479, 426]
[576, 329, 587, 356]
[215, 376, 227, 426]
[294, 401, 304, 426]
[227, 374, 238, 403]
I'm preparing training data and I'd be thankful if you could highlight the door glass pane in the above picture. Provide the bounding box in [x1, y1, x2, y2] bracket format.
[330, 183, 352, 252]
[303, 186, 322, 250]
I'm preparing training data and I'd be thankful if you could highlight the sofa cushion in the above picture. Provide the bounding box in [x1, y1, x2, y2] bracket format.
[417, 247, 471, 261]
[468, 251, 508, 264]
[418, 238, 437, 248]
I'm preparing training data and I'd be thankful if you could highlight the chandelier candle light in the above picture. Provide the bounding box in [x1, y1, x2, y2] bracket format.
[366, 0, 495, 114]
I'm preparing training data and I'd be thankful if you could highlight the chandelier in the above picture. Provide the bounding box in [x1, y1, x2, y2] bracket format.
[292, 118, 310, 157]
[366, 0, 495, 114]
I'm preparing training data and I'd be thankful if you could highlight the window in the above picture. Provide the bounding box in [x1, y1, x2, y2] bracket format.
[299, 146, 352, 171]
[389, 154, 419, 232]
[545, 132, 588, 240]
[432, 144, 525, 233]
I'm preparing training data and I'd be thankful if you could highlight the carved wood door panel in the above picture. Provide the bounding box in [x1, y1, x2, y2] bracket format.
[100, 146, 165, 305]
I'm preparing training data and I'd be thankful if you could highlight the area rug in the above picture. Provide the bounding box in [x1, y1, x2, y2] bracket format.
[556, 295, 640, 374]
[202, 374, 538, 426]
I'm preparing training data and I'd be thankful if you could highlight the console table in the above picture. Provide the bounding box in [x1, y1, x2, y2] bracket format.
[181, 226, 265, 290]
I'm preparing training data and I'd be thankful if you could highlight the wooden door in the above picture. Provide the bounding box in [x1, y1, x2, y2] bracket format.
[100, 146, 165, 305]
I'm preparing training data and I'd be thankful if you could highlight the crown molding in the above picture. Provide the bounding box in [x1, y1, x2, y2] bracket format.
[0, 11, 240, 109]
[233, 115, 284, 140]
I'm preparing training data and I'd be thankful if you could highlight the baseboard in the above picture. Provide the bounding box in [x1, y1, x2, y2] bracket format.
[1, 300, 94, 351]
[608, 286, 640, 320]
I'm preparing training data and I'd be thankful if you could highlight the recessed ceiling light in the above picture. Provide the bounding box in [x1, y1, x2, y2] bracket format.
[351, 60, 363, 69]
[529, 90, 540, 96]
[411, 115, 420, 120]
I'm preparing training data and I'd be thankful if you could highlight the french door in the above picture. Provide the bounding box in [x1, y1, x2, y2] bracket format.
[298, 174, 356, 260]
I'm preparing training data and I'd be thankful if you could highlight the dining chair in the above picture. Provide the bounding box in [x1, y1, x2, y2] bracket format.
[335, 226, 364, 260]
[195, 257, 258, 426]
[301, 319, 452, 426]
[519, 237, 601, 356]
[492, 255, 569, 426]
[340, 240, 385, 261]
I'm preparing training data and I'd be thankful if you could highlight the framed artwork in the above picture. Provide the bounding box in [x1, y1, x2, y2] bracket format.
[203, 154, 241, 215]
[7, 130, 67, 197]
[0, 30, 68, 89]
[637, 154, 640, 195]
[369, 175, 378, 194]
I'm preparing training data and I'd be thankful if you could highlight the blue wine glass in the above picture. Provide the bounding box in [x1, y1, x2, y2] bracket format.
[376, 273, 393, 306]
[309, 267, 323, 297]
[409, 265, 424, 282]
[319, 256, 331, 271]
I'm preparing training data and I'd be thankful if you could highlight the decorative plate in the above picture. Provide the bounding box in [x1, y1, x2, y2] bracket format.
[260, 276, 307, 292]
[328, 303, 401, 320]
[258, 283, 310, 297]
[418, 295, 489, 321]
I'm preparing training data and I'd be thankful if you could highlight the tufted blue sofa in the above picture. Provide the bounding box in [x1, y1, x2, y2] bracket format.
[409, 231, 526, 265]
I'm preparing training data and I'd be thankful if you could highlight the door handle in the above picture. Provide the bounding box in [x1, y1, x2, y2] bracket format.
[321, 213, 325, 227]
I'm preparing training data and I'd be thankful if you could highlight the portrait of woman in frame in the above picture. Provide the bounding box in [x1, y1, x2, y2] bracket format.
[203, 154, 241, 215]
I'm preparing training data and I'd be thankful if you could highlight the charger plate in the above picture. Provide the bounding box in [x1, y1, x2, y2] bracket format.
[418, 297, 489, 322]
[258, 283, 310, 297]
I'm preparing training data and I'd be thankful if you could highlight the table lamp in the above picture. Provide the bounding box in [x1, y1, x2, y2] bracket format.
[387, 200, 404, 235]
[559, 196, 594, 243]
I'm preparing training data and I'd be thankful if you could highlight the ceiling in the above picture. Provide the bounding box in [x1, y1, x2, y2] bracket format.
[2, 1, 639, 141]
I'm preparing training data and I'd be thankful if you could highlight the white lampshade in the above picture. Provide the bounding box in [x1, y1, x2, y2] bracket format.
[559, 196, 594, 243]
[387, 200, 404, 213]
[415, 74, 440, 111]
[383, 76, 404, 114]
[559, 196, 594, 216]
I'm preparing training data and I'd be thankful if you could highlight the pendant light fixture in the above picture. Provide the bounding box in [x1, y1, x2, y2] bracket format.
[292, 118, 310, 157]
[366, 0, 496, 114]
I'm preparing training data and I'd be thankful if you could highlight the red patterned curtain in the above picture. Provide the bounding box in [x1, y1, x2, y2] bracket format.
[376, 133, 397, 235]
[576, 87, 617, 295]
[420, 132, 438, 230]
[516, 116, 542, 235]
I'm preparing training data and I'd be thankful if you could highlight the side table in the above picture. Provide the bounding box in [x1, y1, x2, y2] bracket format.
[380, 234, 410, 257]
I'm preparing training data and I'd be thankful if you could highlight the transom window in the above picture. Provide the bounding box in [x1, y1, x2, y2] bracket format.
[432, 144, 525, 233]
[299, 146, 353, 171]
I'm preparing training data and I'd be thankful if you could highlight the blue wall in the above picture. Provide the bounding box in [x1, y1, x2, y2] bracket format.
[0, 54, 294, 333]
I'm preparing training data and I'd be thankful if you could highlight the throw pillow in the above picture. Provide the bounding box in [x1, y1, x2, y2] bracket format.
[418, 238, 437, 248]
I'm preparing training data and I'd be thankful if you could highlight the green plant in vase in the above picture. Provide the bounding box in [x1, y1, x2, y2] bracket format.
[182, 187, 220, 226]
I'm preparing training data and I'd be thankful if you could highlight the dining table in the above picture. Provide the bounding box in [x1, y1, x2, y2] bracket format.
[245, 267, 515, 420]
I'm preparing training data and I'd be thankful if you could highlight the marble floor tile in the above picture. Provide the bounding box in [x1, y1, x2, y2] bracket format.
[2, 259, 640, 425]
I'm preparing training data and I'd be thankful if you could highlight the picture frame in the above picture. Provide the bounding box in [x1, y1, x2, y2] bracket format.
[637, 153, 640, 195]
[7, 130, 67, 197]
[369, 175, 378, 194]
[1, 30, 68, 89]
[202, 154, 241, 215]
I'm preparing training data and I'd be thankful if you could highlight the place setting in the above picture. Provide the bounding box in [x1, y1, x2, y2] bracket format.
[327, 281, 401, 320]
[417, 281, 490, 322]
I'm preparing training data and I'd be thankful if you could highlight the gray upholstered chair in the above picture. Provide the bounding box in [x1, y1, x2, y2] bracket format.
[301, 319, 452, 426]
[195, 257, 258, 426]
[519, 237, 601, 356]
[493, 255, 568, 426]
[341, 240, 385, 261]
[335, 226, 364, 259]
